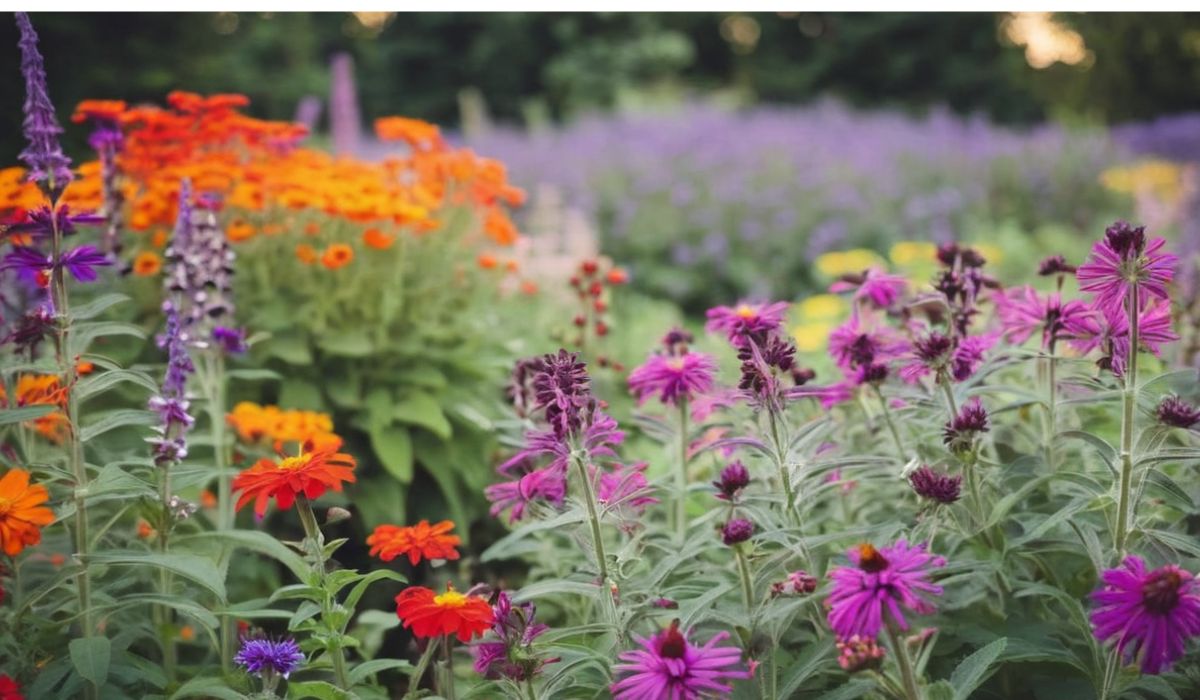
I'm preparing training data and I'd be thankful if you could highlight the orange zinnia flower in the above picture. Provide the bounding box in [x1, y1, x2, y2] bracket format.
[0, 468, 55, 556]
[367, 520, 461, 565]
[295, 243, 318, 265]
[394, 584, 494, 642]
[232, 446, 357, 517]
[362, 228, 395, 250]
[132, 251, 162, 276]
[226, 220, 256, 242]
[321, 243, 354, 270]
[477, 253, 497, 270]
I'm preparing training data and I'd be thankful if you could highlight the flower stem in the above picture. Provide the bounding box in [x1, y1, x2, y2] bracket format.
[734, 543, 755, 615]
[50, 203, 98, 700]
[877, 390, 905, 458]
[886, 623, 922, 700]
[767, 409, 798, 526]
[675, 399, 690, 543]
[200, 350, 235, 670]
[1115, 284, 1139, 557]
[572, 452, 608, 584]
[157, 459, 177, 682]
[938, 373, 958, 419]
[296, 496, 351, 690]
[1043, 351, 1059, 469]
[440, 635, 457, 700]
[405, 639, 439, 700]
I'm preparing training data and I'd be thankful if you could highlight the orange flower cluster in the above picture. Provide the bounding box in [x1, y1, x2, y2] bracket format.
[0, 375, 70, 443]
[226, 402, 340, 451]
[367, 519, 461, 565]
[232, 445, 357, 517]
[0, 468, 54, 556]
[394, 584, 494, 641]
[30, 93, 524, 270]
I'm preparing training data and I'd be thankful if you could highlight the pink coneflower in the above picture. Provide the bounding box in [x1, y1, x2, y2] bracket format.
[826, 541, 945, 639]
[1076, 221, 1177, 318]
[1157, 395, 1200, 429]
[993, 286, 1089, 350]
[1066, 301, 1178, 377]
[628, 351, 717, 407]
[830, 267, 907, 309]
[611, 620, 752, 699]
[596, 461, 659, 519]
[1090, 555, 1200, 674]
[900, 331, 995, 384]
[705, 301, 788, 346]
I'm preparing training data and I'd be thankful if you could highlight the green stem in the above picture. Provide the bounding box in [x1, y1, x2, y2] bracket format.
[1115, 284, 1139, 557]
[938, 373, 958, 419]
[886, 623, 922, 700]
[877, 390, 906, 458]
[734, 544, 755, 615]
[524, 678, 538, 700]
[405, 640, 439, 700]
[572, 452, 608, 584]
[440, 635, 457, 700]
[296, 496, 351, 690]
[1044, 351, 1059, 469]
[675, 399, 689, 543]
[201, 350, 235, 670]
[767, 410, 798, 527]
[50, 201, 98, 700]
[158, 459, 177, 683]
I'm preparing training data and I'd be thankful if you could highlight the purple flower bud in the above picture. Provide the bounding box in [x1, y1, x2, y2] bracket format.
[721, 518, 754, 546]
[712, 461, 750, 501]
[15, 13, 73, 193]
[908, 466, 962, 504]
[1037, 254, 1076, 276]
[1157, 395, 1200, 429]
[943, 397, 989, 453]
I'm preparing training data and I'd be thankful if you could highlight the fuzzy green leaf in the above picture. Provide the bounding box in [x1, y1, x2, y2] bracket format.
[949, 638, 1007, 700]
[69, 637, 111, 687]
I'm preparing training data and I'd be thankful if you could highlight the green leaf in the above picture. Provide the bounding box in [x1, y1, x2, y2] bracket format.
[1059, 430, 1117, 475]
[813, 678, 875, 700]
[1144, 529, 1200, 559]
[351, 476, 406, 534]
[371, 424, 414, 483]
[318, 330, 374, 357]
[170, 677, 246, 700]
[949, 637, 1006, 700]
[288, 680, 353, 700]
[344, 569, 407, 616]
[79, 408, 157, 442]
[75, 368, 160, 403]
[71, 293, 129, 320]
[227, 368, 282, 381]
[86, 464, 156, 503]
[279, 379, 324, 411]
[926, 681, 956, 700]
[393, 391, 452, 439]
[0, 404, 55, 426]
[394, 365, 448, 390]
[69, 637, 111, 687]
[266, 335, 313, 365]
[348, 658, 415, 685]
[778, 640, 835, 698]
[88, 552, 226, 599]
[174, 529, 309, 580]
[70, 320, 146, 355]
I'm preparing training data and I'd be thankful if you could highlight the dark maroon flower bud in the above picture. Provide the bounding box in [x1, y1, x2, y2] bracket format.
[908, 466, 962, 504]
[713, 461, 751, 501]
[770, 570, 818, 597]
[943, 397, 989, 453]
[650, 597, 678, 609]
[1157, 395, 1200, 429]
[936, 243, 960, 267]
[858, 363, 889, 385]
[1037, 254, 1077, 276]
[791, 367, 816, 386]
[960, 247, 986, 268]
[721, 518, 754, 546]
[1104, 220, 1147, 260]
[573, 315, 586, 327]
[581, 259, 599, 276]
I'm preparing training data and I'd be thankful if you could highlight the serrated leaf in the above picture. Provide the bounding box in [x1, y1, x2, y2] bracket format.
[393, 391, 452, 439]
[950, 638, 1006, 700]
[370, 424, 414, 483]
[89, 552, 226, 599]
[69, 637, 111, 687]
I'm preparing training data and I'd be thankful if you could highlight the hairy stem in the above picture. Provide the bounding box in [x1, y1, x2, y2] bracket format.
[572, 451, 608, 584]
[200, 350, 235, 670]
[1115, 284, 1139, 557]
[767, 409, 798, 526]
[877, 390, 906, 459]
[1043, 351, 1059, 469]
[734, 544, 755, 615]
[675, 399, 690, 543]
[886, 623, 923, 700]
[157, 459, 177, 682]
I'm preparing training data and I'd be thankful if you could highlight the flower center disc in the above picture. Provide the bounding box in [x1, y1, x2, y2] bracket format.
[276, 455, 308, 471]
[434, 590, 468, 608]
[1142, 570, 1183, 614]
[0, 496, 11, 515]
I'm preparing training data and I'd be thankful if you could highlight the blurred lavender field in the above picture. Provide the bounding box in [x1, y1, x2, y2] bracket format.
[470, 101, 1191, 311]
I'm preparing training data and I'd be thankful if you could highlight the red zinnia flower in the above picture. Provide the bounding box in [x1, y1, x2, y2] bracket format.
[395, 584, 494, 642]
[366, 519, 461, 565]
[0, 673, 23, 700]
[232, 447, 356, 517]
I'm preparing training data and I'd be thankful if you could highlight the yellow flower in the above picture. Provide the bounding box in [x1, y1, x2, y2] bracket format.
[792, 322, 834, 353]
[797, 294, 846, 321]
[814, 249, 885, 278]
[889, 241, 936, 267]
[972, 243, 1004, 265]
[1100, 160, 1182, 203]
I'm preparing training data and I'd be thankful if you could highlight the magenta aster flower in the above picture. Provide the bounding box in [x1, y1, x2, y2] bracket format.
[484, 465, 567, 523]
[628, 351, 717, 407]
[611, 620, 751, 699]
[826, 541, 945, 639]
[705, 301, 788, 346]
[993, 286, 1090, 350]
[828, 315, 910, 371]
[1076, 221, 1177, 318]
[596, 461, 659, 520]
[829, 267, 907, 309]
[1090, 556, 1200, 674]
[1069, 300, 1178, 377]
